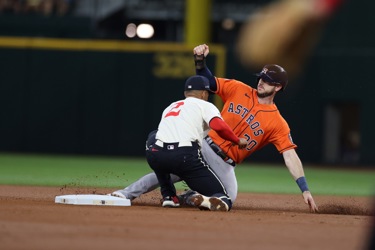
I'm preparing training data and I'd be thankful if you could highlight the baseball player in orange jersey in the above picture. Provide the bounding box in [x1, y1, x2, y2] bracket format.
[207, 76, 294, 164]
[193, 44, 317, 212]
[109, 44, 318, 213]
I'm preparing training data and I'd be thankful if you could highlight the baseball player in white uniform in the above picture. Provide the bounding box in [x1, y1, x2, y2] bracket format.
[142, 75, 247, 211]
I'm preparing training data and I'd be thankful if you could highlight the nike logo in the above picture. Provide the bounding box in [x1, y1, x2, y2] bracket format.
[245, 93, 250, 98]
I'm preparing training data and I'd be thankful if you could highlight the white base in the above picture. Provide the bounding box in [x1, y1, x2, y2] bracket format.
[55, 194, 131, 206]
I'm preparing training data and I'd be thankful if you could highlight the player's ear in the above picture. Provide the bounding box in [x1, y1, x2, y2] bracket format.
[202, 90, 209, 100]
[275, 85, 283, 92]
[202, 90, 207, 99]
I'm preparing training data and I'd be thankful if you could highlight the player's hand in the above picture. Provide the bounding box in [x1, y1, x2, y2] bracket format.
[193, 44, 209, 57]
[302, 191, 318, 213]
[236, 138, 248, 149]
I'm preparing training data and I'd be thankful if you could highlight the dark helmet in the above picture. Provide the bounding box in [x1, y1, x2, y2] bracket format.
[255, 64, 288, 91]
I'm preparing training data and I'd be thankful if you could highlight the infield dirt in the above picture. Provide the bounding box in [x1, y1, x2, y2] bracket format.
[0, 185, 374, 250]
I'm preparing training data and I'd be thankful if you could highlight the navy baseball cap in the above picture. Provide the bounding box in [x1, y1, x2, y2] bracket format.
[184, 75, 210, 91]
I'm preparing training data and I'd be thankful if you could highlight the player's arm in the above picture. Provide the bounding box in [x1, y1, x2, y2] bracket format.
[193, 44, 218, 92]
[282, 149, 318, 213]
[209, 117, 247, 148]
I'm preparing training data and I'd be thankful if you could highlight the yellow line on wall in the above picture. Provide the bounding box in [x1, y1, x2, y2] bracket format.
[0, 36, 223, 56]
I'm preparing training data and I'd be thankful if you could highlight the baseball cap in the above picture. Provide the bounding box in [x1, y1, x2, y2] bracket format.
[184, 75, 210, 91]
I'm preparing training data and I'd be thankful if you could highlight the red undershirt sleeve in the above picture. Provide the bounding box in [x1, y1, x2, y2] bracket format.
[209, 117, 240, 144]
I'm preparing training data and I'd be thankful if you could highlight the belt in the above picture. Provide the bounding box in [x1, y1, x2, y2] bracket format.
[204, 136, 236, 167]
[155, 140, 198, 150]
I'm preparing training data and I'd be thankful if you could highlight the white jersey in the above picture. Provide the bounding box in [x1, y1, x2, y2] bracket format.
[156, 97, 222, 146]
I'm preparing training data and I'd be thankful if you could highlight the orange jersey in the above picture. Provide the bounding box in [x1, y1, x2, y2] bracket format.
[208, 78, 297, 164]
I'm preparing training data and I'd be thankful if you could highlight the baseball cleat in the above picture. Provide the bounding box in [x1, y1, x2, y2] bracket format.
[162, 196, 180, 208]
[177, 189, 197, 206]
[108, 191, 126, 199]
[189, 194, 229, 211]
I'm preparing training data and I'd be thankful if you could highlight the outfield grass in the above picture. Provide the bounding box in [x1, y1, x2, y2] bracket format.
[0, 153, 374, 196]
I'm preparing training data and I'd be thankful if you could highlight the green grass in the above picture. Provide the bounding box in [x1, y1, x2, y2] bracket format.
[0, 153, 374, 196]
[0, 153, 151, 188]
[235, 164, 375, 196]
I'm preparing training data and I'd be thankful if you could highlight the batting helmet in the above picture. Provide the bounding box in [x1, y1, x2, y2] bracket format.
[255, 64, 288, 91]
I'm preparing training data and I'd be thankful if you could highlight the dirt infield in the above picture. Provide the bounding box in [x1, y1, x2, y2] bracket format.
[0, 185, 374, 250]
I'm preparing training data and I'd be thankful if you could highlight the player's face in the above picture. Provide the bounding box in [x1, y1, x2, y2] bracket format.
[257, 78, 278, 98]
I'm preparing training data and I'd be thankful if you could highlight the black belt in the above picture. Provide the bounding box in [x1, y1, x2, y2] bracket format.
[155, 140, 199, 150]
[204, 136, 236, 166]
